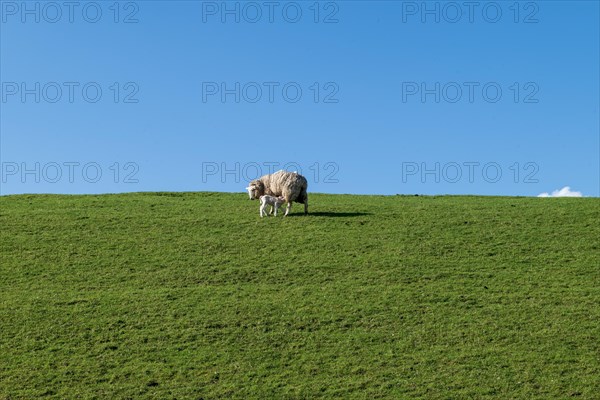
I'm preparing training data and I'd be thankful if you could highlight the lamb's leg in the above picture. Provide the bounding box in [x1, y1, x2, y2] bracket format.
[269, 205, 274, 215]
[274, 204, 278, 217]
[260, 203, 266, 218]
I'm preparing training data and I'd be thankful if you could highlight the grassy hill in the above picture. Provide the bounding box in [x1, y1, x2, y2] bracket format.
[1, 192, 598, 399]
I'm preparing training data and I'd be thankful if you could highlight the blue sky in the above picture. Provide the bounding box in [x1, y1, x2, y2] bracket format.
[1, 0, 598, 196]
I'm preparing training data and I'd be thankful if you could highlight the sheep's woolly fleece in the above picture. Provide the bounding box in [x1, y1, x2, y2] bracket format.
[247, 170, 308, 215]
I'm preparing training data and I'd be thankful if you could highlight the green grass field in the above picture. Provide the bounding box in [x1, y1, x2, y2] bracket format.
[1, 192, 598, 399]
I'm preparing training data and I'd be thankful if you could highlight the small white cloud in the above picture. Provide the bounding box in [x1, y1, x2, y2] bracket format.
[538, 186, 583, 198]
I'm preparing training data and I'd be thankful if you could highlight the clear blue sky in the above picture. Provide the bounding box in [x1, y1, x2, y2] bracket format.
[1, 1, 598, 196]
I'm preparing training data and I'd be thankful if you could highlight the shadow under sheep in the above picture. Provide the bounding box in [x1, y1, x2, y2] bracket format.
[287, 211, 370, 218]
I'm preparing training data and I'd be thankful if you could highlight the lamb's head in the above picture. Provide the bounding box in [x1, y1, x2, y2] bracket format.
[245, 180, 265, 200]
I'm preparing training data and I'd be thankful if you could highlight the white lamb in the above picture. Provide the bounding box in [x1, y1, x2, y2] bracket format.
[259, 195, 285, 217]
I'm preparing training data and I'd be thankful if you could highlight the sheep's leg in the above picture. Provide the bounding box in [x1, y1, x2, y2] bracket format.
[304, 198, 308, 215]
[284, 201, 292, 216]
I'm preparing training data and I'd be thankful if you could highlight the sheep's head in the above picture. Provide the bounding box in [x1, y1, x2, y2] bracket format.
[245, 180, 264, 200]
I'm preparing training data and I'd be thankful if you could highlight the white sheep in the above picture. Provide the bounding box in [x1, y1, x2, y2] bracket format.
[246, 170, 308, 216]
[259, 195, 285, 217]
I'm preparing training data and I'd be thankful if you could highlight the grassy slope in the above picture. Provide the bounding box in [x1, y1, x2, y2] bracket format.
[1, 193, 599, 399]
